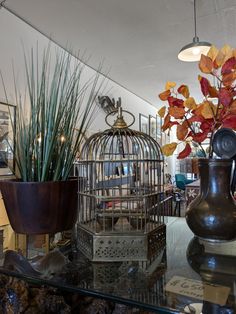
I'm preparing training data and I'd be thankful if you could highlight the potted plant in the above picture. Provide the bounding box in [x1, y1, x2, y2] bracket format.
[158, 44, 236, 241]
[0, 46, 104, 234]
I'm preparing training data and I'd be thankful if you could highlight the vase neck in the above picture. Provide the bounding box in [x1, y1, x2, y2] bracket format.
[198, 159, 233, 195]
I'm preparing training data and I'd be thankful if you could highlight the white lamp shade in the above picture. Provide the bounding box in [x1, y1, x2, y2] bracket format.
[178, 41, 211, 62]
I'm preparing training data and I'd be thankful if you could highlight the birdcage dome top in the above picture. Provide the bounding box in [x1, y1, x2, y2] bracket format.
[80, 107, 163, 162]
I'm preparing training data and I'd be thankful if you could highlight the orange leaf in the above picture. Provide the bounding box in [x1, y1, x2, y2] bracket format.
[169, 107, 185, 119]
[177, 143, 192, 159]
[177, 122, 188, 141]
[161, 142, 177, 157]
[158, 106, 166, 118]
[177, 85, 190, 98]
[222, 72, 236, 87]
[184, 97, 197, 110]
[208, 85, 218, 98]
[165, 81, 176, 90]
[162, 114, 170, 131]
[159, 89, 171, 101]
[207, 45, 218, 61]
[199, 54, 213, 74]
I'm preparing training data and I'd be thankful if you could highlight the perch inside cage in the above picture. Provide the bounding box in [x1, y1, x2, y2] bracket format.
[76, 106, 166, 262]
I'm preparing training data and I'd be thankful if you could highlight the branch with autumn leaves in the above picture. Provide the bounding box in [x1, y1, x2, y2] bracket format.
[158, 44, 236, 159]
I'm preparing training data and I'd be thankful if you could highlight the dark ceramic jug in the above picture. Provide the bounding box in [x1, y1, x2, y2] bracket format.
[186, 159, 236, 242]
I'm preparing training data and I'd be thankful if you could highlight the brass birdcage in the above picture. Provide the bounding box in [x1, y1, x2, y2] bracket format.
[76, 106, 166, 264]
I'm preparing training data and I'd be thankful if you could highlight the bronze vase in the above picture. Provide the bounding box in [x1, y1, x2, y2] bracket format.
[0, 179, 78, 234]
[186, 159, 236, 242]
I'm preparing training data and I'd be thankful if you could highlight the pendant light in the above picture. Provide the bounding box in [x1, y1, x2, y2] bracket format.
[178, 0, 211, 62]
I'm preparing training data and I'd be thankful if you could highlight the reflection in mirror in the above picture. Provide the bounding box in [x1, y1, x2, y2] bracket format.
[186, 236, 236, 314]
[0, 102, 16, 176]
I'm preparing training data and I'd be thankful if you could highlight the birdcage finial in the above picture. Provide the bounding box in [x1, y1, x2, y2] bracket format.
[112, 104, 128, 129]
[105, 97, 135, 129]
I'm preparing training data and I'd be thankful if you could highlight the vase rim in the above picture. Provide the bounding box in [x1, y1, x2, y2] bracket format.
[0, 177, 77, 184]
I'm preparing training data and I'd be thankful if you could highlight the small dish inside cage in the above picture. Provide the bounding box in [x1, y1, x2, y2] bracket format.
[76, 106, 166, 264]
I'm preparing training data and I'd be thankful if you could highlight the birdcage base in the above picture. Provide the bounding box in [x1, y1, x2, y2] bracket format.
[77, 223, 166, 262]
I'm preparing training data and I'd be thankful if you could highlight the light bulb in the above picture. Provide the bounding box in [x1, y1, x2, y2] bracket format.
[60, 135, 65, 142]
[192, 47, 200, 55]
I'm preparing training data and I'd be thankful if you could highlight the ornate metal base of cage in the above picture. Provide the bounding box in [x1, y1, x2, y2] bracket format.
[77, 223, 166, 263]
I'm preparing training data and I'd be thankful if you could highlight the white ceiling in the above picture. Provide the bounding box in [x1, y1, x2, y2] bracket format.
[3, 0, 236, 107]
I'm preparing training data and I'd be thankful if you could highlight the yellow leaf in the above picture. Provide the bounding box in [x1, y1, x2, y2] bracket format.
[158, 106, 166, 118]
[184, 97, 197, 110]
[165, 81, 176, 90]
[233, 49, 236, 59]
[215, 50, 225, 68]
[201, 101, 217, 119]
[207, 45, 218, 61]
[161, 142, 177, 157]
[221, 44, 233, 61]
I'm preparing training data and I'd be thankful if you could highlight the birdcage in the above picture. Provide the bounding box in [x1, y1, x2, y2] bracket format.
[76, 106, 166, 263]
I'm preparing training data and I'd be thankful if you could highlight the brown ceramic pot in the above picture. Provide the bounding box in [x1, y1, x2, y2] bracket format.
[0, 179, 78, 234]
[186, 159, 236, 242]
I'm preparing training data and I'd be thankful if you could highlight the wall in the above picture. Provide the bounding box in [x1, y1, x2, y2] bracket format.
[0, 8, 158, 131]
[0, 8, 173, 178]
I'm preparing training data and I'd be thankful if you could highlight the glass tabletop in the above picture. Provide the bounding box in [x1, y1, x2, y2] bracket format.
[0, 217, 235, 313]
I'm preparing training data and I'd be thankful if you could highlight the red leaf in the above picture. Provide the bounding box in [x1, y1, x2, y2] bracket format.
[199, 76, 210, 97]
[177, 143, 192, 159]
[218, 88, 232, 106]
[188, 115, 204, 123]
[229, 100, 236, 114]
[222, 115, 236, 129]
[200, 120, 213, 132]
[167, 96, 184, 107]
[173, 98, 184, 107]
[221, 57, 236, 75]
[192, 132, 208, 143]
